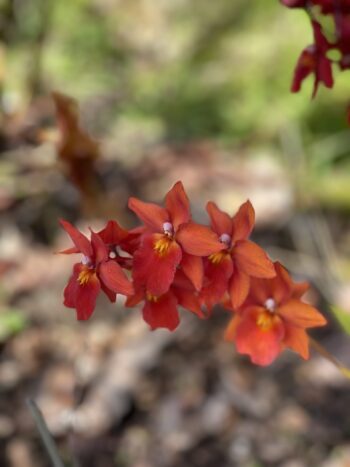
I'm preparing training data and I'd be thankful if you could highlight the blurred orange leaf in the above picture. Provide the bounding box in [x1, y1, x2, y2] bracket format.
[52, 91, 101, 197]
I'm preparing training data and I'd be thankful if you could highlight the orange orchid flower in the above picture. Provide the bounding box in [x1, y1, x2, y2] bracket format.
[224, 262, 327, 366]
[201, 200, 275, 311]
[125, 270, 204, 331]
[128, 181, 224, 296]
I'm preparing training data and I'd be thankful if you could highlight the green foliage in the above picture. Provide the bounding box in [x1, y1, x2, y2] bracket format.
[3, 0, 350, 177]
[0, 309, 27, 341]
[331, 305, 350, 335]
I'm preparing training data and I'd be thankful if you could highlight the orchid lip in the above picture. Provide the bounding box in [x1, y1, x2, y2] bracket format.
[219, 233, 231, 246]
[163, 222, 174, 236]
[264, 298, 276, 313]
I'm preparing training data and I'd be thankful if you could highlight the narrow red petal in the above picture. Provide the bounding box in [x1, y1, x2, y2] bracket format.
[231, 200, 255, 242]
[248, 277, 271, 306]
[63, 263, 81, 308]
[133, 234, 182, 296]
[224, 315, 241, 342]
[229, 268, 250, 310]
[176, 223, 224, 256]
[128, 197, 169, 231]
[75, 273, 101, 320]
[98, 220, 129, 245]
[172, 269, 196, 290]
[283, 323, 310, 359]
[270, 262, 293, 305]
[90, 230, 108, 264]
[165, 181, 191, 230]
[234, 240, 275, 278]
[200, 255, 233, 310]
[58, 246, 80, 255]
[101, 282, 117, 303]
[278, 300, 327, 329]
[181, 253, 203, 291]
[206, 201, 232, 236]
[121, 228, 144, 255]
[142, 292, 180, 331]
[291, 281, 309, 299]
[173, 288, 204, 318]
[125, 288, 144, 308]
[99, 261, 134, 296]
[59, 219, 93, 257]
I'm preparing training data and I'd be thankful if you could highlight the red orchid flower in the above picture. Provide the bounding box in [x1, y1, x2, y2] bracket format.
[291, 21, 333, 97]
[125, 270, 204, 331]
[128, 181, 224, 296]
[201, 200, 275, 311]
[97, 220, 142, 269]
[336, 15, 350, 70]
[281, 0, 337, 14]
[60, 220, 134, 320]
[224, 262, 327, 366]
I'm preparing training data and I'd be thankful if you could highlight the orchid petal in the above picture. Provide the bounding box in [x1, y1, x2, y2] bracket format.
[90, 230, 108, 264]
[58, 246, 80, 255]
[229, 268, 250, 310]
[165, 181, 191, 230]
[206, 201, 232, 237]
[174, 288, 205, 318]
[98, 220, 129, 245]
[101, 282, 117, 303]
[59, 219, 93, 257]
[283, 323, 310, 359]
[278, 300, 327, 329]
[75, 272, 101, 320]
[142, 292, 180, 331]
[63, 263, 81, 308]
[234, 240, 275, 278]
[181, 253, 203, 291]
[270, 262, 293, 305]
[99, 261, 134, 296]
[235, 307, 284, 366]
[231, 200, 255, 242]
[224, 314, 241, 342]
[200, 255, 233, 310]
[176, 223, 224, 256]
[128, 197, 169, 231]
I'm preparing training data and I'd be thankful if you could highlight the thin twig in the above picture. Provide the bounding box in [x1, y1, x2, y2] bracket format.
[26, 398, 66, 467]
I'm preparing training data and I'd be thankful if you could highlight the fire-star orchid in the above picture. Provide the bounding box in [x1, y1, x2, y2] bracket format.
[224, 262, 327, 366]
[60, 220, 134, 320]
[200, 200, 276, 311]
[129, 181, 224, 296]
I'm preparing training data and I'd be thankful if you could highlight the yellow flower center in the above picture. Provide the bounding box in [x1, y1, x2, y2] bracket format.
[256, 310, 275, 332]
[208, 251, 227, 265]
[77, 268, 94, 286]
[146, 292, 159, 302]
[153, 236, 172, 257]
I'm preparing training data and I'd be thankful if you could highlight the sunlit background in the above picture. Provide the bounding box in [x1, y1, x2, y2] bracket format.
[0, 1, 350, 466]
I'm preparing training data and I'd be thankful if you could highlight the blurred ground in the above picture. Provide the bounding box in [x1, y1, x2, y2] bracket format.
[1, 1, 350, 466]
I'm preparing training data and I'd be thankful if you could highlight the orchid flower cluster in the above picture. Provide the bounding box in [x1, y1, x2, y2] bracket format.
[282, 0, 350, 104]
[60, 181, 326, 366]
